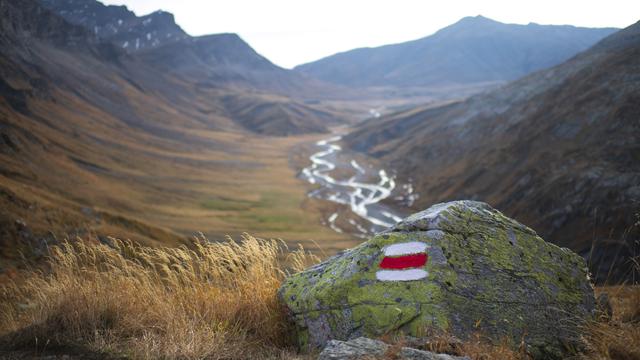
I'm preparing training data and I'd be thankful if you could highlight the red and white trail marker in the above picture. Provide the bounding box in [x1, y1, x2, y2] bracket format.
[376, 241, 429, 281]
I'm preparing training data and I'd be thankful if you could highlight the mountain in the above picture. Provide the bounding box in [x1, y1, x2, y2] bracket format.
[344, 21, 640, 282]
[296, 16, 617, 88]
[34, 0, 347, 134]
[2, 0, 341, 136]
[0, 0, 354, 267]
[39, 0, 348, 99]
[136, 33, 339, 99]
[39, 0, 189, 51]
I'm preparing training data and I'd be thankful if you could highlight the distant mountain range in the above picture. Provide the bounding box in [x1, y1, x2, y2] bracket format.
[296, 16, 617, 88]
[344, 20, 640, 282]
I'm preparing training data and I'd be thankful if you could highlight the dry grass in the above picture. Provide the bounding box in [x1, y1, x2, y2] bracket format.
[1, 235, 638, 360]
[582, 285, 640, 360]
[381, 329, 528, 360]
[0, 234, 319, 359]
[580, 226, 640, 360]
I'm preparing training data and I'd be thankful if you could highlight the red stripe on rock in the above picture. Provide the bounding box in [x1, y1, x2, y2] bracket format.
[379, 253, 428, 269]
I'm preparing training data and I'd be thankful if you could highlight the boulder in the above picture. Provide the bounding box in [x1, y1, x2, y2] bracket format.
[318, 337, 469, 360]
[318, 337, 386, 360]
[278, 201, 595, 359]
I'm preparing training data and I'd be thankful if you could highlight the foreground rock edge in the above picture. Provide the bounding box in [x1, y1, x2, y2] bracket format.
[318, 337, 470, 360]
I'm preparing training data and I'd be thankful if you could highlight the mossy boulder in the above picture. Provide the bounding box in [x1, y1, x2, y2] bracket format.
[278, 201, 595, 359]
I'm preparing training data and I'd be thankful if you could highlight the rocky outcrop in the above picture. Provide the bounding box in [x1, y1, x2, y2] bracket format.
[319, 337, 469, 360]
[279, 201, 595, 359]
[39, 0, 189, 51]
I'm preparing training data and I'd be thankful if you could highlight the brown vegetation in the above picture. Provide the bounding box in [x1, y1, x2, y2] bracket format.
[0, 235, 318, 359]
[1, 236, 638, 360]
[0, 0, 358, 276]
[582, 285, 640, 360]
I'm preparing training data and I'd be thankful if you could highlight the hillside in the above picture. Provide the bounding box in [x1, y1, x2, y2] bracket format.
[296, 16, 616, 88]
[0, 0, 355, 267]
[22, 0, 346, 135]
[40, 0, 349, 100]
[344, 20, 640, 282]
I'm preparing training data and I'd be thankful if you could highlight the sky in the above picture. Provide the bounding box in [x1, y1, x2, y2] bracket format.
[101, 0, 640, 69]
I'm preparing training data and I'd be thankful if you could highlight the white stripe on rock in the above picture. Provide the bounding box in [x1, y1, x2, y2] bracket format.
[382, 241, 428, 256]
[375, 269, 428, 282]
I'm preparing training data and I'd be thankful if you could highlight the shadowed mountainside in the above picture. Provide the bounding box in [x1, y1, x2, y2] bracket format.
[0, 0, 355, 266]
[39, 0, 189, 51]
[296, 16, 616, 88]
[344, 20, 640, 282]
[3, 0, 346, 136]
[40, 0, 350, 100]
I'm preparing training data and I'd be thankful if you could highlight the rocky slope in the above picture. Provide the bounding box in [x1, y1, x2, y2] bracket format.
[39, 0, 189, 51]
[344, 21, 640, 283]
[296, 16, 616, 88]
[40, 0, 348, 100]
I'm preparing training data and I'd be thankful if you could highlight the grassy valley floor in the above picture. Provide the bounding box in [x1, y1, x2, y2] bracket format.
[0, 116, 358, 274]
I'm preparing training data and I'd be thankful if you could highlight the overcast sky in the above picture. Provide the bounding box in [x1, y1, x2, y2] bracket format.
[101, 0, 639, 69]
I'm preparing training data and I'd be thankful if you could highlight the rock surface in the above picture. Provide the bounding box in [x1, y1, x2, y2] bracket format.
[279, 201, 595, 359]
[318, 337, 469, 360]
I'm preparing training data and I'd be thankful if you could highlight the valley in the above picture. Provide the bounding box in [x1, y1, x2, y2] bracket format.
[1, 1, 639, 359]
[0, 0, 637, 286]
[300, 132, 406, 237]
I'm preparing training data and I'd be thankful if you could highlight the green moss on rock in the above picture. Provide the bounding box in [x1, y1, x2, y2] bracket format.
[278, 201, 595, 359]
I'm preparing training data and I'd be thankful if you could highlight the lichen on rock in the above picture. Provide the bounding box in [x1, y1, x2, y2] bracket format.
[278, 201, 595, 359]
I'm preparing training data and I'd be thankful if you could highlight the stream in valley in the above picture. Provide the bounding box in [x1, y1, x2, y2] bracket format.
[301, 135, 417, 237]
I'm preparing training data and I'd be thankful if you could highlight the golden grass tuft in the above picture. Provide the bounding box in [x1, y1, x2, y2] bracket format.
[0, 234, 318, 359]
[582, 285, 640, 360]
[454, 334, 528, 360]
[381, 329, 527, 360]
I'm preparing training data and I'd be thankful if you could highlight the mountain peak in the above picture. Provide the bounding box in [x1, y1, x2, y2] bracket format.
[432, 15, 506, 37]
[146, 9, 176, 22]
[296, 17, 617, 88]
[40, 0, 188, 52]
[454, 15, 500, 26]
[460, 15, 495, 22]
[444, 15, 503, 32]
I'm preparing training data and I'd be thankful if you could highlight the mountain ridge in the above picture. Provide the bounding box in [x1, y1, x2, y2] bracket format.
[39, 0, 189, 51]
[296, 16, 617, 88]
[344, 20, 640, 282]
[39, 0, 352, 100]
